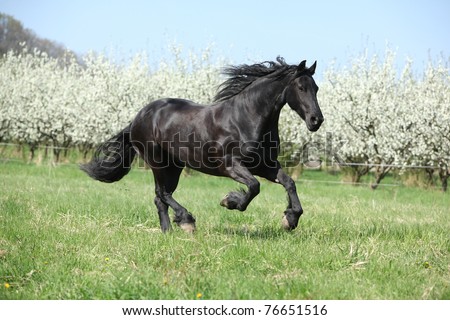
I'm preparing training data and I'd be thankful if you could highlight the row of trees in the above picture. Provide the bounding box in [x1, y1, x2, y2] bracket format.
[0, 45, 449, 190]
[0, 13, 79, 63]
[0, 44, 220, 160]
[327, 51, 449, 190]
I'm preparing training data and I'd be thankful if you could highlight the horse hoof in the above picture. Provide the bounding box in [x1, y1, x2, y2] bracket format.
[281, 216, 292, 231]
[220, 195, 228, 207]
[220, 193, 242, 210]
[180, 223, 196, 233]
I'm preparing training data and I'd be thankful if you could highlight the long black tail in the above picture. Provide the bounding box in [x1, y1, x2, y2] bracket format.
[80, 124, 136, 183]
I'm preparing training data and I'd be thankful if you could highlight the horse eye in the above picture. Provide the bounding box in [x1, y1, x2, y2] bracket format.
[298, 86, 305, 92]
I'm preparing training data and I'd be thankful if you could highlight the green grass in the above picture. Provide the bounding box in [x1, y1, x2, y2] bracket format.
[0, 162, 449, 299]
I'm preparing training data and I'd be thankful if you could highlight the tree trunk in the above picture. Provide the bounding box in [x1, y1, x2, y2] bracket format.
[370, 163, 392, 190]
[425, 168, 435, 186]
[53, 148, 61, 163]
[29, 143, 37, 162]
[348, 165, 370, 184]
[439, 166, 449, 192]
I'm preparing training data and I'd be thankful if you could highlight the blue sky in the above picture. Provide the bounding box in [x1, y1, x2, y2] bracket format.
[1, 0, 449, 73]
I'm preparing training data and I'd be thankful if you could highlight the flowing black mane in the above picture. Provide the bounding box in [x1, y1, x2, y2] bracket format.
[214, 56, 297, 102]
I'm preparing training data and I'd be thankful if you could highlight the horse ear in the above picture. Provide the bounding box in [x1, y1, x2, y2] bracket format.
[297, 60, 307, 72]
[308, 61, 317, 75]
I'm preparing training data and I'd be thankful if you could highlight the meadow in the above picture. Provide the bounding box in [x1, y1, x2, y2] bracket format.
[0, 161, 449, 299]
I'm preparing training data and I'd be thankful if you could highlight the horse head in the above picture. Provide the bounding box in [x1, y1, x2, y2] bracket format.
[285, 60, 324, 132]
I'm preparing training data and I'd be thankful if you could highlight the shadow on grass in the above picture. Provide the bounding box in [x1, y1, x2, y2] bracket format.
[213, 224, 291, 240]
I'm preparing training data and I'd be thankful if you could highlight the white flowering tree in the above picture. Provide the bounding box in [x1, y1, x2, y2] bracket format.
[318, 49, 449, 190]
[0, 45, 221, 160]
[0, 48, 71, 160]
[408, 59, 450, 191]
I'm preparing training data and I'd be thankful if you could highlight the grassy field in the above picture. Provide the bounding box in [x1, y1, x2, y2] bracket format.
[0, 161, 449, 299]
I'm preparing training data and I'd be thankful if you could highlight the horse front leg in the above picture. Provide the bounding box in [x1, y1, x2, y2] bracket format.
[276, 169, 303, 230]
[259, 164, 303, 230]
[220, 159, 260, 211]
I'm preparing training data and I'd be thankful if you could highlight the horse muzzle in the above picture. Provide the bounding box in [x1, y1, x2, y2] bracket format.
[306, 115, 324, 132]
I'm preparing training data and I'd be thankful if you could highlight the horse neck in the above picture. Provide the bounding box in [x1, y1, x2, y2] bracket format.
[238, 76, 289, 127]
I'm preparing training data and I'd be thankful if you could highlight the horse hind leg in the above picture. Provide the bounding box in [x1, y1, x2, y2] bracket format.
[142, 140, 195, 232]
[153, 166, 196, 233]
[154, 191, 171, 233]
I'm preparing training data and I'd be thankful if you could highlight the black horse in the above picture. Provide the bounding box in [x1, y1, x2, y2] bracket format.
[81, 57, 324, 232]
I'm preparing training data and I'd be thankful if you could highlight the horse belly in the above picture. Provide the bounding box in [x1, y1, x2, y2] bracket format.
[149, 102, 209, 167]
[135, 100, 237, 176]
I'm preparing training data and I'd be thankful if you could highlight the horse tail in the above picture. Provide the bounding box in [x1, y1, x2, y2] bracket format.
[80, 124, 136, 183]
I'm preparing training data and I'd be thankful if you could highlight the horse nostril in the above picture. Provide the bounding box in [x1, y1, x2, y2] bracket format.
[309, 116, 324, 128]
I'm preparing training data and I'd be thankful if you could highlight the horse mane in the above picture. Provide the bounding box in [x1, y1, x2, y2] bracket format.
[214, 56, 296, 102]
